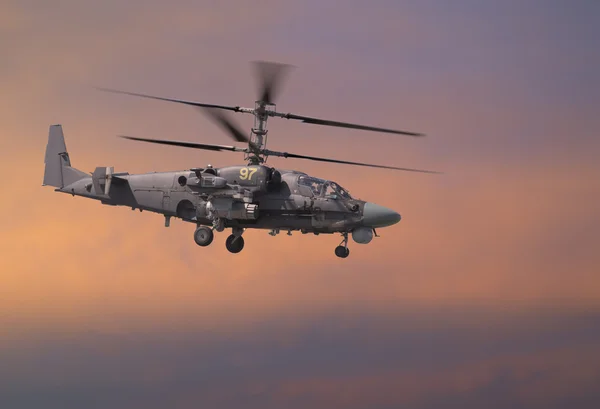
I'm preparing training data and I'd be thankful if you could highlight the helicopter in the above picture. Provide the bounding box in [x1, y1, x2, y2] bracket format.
[43, 61, 440, 258]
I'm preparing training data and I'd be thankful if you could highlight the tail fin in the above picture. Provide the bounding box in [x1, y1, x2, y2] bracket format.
[43, 125, 88, 188]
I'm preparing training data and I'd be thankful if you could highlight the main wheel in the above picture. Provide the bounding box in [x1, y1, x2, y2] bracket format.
[225, 234, 245, 254]
[335, 246, 350, 258]
[194, 226, 214, 247]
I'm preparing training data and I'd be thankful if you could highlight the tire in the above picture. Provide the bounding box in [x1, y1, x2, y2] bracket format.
[334, 245, 350, 258]
[225, 234, 244, 254]
[194, 226, 214, 247]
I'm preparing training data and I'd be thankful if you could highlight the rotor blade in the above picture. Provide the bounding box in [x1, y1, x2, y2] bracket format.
[97, 87, 241, 113]
[252, 61, 293, 104]
[118, 135, 242, 152]
[276, 151, 441, 174]
[279, 112, 424, 137]
[199, 107, 249, 143]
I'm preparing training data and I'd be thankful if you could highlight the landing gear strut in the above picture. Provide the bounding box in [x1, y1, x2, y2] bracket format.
[335, 232, 350, 258]
[194, 226, 214, 246]
[225, 227, 245, 254]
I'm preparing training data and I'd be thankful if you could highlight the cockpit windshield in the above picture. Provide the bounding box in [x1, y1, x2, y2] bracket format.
[327, 181, 352, 199]
[298, 175, 352, 199]
[298, 175, 326, 196]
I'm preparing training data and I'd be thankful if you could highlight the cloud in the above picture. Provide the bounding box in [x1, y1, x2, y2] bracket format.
[268, 343, 600, 409]
[1, 308, 599, 408]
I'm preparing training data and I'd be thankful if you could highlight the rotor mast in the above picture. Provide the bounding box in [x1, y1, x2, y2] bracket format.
[246, 100, 276, 165]
[245, 60, 292, 165]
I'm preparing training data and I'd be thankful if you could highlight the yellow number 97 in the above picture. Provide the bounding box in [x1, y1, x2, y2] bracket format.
[240, 167, 257, 181]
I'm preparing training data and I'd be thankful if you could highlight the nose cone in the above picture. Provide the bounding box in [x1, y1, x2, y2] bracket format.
[362, 202, 401, 228]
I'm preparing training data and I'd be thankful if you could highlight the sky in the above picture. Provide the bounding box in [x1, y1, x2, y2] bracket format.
[1, 0, 600, 408]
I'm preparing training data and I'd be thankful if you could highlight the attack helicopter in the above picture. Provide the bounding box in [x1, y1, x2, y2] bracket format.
[43, 61, 440, 258]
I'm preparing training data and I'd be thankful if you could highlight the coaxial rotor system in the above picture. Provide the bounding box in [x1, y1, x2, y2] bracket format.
[98, 61, 440, 174]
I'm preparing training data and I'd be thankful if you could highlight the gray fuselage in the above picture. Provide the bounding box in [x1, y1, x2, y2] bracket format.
[61, 165, 400, 234]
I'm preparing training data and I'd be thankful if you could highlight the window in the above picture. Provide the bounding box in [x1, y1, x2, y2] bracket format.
[297, 175, 353, 199]
[324, 183, 337, 197]
[298, 175, 326, 197]
[330, 182, 352, 199]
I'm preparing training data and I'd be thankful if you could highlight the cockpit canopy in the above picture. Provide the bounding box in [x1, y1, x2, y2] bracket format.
[297, 175, 352, 199]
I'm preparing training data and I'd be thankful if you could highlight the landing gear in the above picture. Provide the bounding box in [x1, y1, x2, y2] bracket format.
[195, 224, 246, 253]
[225, 227, 245, 254]
[225, 234, 245, 253]
[194, 226, 214, 247]
[335, 232, 350, 258]
[335, 245, 350, 258]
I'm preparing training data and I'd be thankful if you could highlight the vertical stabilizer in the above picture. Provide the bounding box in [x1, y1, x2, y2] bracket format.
[43, 125, 88, 188]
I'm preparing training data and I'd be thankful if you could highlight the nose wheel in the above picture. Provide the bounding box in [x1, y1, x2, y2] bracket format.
[335, 232, 350, 258]
[335, 245, 350, 258]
